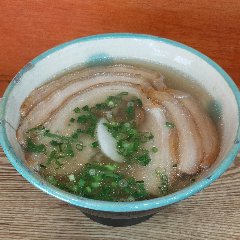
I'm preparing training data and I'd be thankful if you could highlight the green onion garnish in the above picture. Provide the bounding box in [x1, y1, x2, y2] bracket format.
[82, 105, 90, 111]
[152, 146, 158, 153]
[165, 122, 175, 128]
[26, 138, 46, 153]
[70, 118, 75, 123]
[91, 141, 99, 148]
[74, 107, 81, 113]
[76, 143, 84, 151]
[68, 174, 75, 182]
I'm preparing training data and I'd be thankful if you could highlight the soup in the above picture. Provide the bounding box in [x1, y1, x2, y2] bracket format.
[16, 63, 219, 201]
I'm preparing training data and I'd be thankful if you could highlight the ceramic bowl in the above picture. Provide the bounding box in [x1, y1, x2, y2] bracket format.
[0, 34, 239, 227]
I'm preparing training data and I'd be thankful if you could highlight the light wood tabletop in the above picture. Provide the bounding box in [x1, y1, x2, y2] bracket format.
[0, 147, 240, 239]
[0, 1, 239, 239]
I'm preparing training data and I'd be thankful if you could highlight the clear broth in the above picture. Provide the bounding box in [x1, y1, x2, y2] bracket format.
[25, 60, 220, 200]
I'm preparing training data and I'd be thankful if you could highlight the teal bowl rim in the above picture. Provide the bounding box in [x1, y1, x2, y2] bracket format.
[0, 33, 239, 212]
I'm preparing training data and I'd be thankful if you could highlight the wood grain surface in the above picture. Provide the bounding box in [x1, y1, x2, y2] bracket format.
[0, 0, 240, 96]
[1, 146, 240, 240]
[0, 1, 240, 239]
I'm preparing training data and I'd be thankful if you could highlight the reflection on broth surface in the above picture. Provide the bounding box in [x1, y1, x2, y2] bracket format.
[17, 62, 220, 201]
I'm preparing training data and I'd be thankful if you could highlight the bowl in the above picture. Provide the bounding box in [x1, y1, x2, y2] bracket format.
[0, 33, 239, 227]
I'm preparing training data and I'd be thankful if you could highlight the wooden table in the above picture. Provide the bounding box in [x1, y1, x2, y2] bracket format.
[0, 1, 239, 239]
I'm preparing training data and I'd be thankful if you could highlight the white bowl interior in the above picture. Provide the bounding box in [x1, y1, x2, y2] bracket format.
[3, 36, 239, 180]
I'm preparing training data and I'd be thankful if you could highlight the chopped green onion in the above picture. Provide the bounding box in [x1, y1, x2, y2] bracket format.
[91, 141, 99, 148]
[104, 119, 154, 166]
[26, 138, 46, 153]
[141, 132, 154, 142]
[74, 107, 81, 113]
[135, 98, 143, 107]
[157, 170, 169, 196]
[165, 122, 175, 128]
[118, 179, 128, 188]
[111, 182, 117, 187]
[91, 182, 100, 188]
[120, 92, 128, 95]
[70, 118, 75, 123]
[82, 105, 90, 111]
[71, 132, 79, 140]
[44, 162, 149, 201]
[85, 126, 96, 137]
[95, 103, 108, 110]
[55, 159, 63, 168]
[127, 196, 135, 202]
[39, 164, 46, 169]
[104, 164, 117, 171]
[26, 125, 46, 133]
[107, 100, 114, 107]
[123, 122, 131, 128]
[70, 185, 78, 193]
[152, 146, 158, 153]
[93, 175, 102, 182]
[50, 140, 62, 147]
[46, 150, 58, 165]
[77, 115, 88, 123]
[68, 174, 75, 182]
[76, 143, 84, 151]
[105, 95, 122, 108]
[126, 105, 135, 120]
[88, 169, 96, 176]
[65, 143, 74, 157]
[127, 101, 134, 107]
[135, 152, 151, 166]
[47, 176, 58, 185]
[78, 179, 85, 187]
[44, 131, 71, 142]
[86, 186, 92, 193]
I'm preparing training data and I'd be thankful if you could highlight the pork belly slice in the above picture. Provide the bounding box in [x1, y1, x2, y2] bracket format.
[17, 72, 154, 145]
[147, 89, 203, 175]
[21, 64, 165, 117]
[43, 82, 153, 134]
[168, 89, 219, 168]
